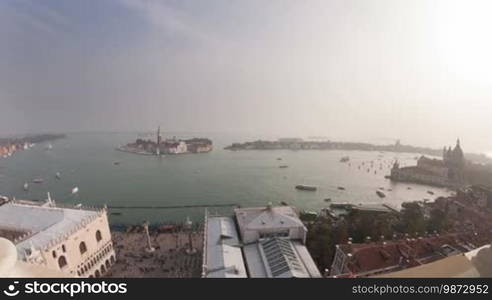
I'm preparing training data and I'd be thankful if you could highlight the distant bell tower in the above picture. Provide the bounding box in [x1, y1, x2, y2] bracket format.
[156, 126, 161, 156]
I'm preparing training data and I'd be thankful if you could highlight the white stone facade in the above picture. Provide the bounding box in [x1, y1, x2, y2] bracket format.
[0, 201, 116, 278]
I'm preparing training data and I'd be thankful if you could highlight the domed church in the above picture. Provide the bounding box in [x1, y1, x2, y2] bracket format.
[443, 139, 466, 183]
[390, 139, 466, 187]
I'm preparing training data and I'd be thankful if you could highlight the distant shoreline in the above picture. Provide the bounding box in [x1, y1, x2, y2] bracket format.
[0, 133, 66, 158]
[224, 139, 492, 165]
[0, 133, 66, 145]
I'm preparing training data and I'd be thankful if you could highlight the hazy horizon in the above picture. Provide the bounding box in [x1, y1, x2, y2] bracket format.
[2, 0, 492, 152]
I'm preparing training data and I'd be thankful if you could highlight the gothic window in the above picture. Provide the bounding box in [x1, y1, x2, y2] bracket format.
[79, 242, 87, 255]
[95, 230, 102, 242]
[58, 256, 68, 269]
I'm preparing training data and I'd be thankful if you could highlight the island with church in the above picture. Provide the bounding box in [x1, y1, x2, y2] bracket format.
[116, 127, 212, 156]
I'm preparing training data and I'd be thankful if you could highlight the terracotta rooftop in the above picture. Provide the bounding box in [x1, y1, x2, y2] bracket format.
[336, 233, 487, 277]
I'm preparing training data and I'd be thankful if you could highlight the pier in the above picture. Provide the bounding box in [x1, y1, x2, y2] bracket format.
[107, 204, 238, 210]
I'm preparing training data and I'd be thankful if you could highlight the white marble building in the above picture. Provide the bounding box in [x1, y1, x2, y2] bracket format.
[0, 198, 115, 278]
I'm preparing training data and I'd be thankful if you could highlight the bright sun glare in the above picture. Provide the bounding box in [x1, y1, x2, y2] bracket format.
[435, 0, 492, 85]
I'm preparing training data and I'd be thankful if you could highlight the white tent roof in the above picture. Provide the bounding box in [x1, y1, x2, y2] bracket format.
[235, 206, 305, 231]
[204, 216, 247, 278]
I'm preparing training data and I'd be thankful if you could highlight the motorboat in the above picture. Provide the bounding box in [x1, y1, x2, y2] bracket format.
[295, 185, 317, 191]
[340, 156, 350, 163]
[376, 190, 386, 198]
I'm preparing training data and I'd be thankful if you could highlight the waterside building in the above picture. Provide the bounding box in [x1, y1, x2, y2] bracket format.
[0, 198, 115, 278]
[390, 139, 466, 187]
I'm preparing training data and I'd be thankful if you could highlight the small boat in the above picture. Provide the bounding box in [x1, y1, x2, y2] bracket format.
[337, 186, 346, 191]
[23, 182, 29, 191]
[113, 161, 121, 166]
[295, 185, 317, 191]
[279, 165, 289, 168]
[407, 187, 412, 190]
[71, 187, 79, 194]
[427, 191, 434, 195]
[376, 190, 386, 198]
[324, 198, 332, 202]
[340, 156, 350, 163]
[277, 158, 282, 161]
[32, 178, 44, 184]
[55, 172, 61, 179]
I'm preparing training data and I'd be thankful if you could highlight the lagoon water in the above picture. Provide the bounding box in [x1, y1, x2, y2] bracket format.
[0, 132, 452, 224]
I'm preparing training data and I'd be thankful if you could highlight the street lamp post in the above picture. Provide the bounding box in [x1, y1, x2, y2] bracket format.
[143, 221, 155, 253]
[184, 217, 197, 255]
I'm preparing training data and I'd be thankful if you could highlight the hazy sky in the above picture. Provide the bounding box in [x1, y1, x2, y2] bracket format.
[1, 0, 492, 151]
